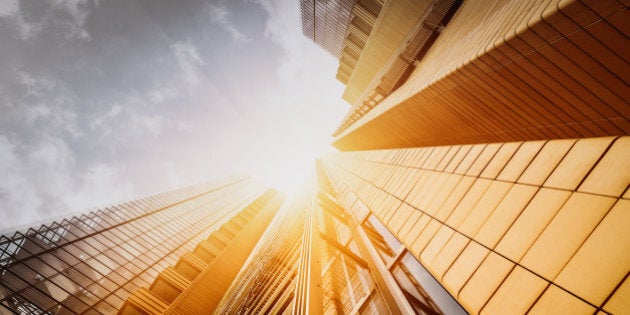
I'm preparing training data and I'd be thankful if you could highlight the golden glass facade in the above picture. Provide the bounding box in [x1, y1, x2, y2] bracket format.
[1, 172, 463, 314]
[214, 189, 307, 313]
[1, 0, 627, 314]
[118, 190, 284, 314]
[320, 0, 628, 150]
[212, 166, 466, 314]
[319, 136, 629, 314]
[302, 0, 629, 314]
[0, 176, 270, 314]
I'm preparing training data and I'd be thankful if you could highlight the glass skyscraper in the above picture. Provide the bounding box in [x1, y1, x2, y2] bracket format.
[1, 0, 627, 314]
[0, 176, 272, 314]
[301, 0, 629, 313]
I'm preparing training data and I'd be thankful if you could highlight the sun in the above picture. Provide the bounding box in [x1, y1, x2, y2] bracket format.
[250, 150, 318, 195]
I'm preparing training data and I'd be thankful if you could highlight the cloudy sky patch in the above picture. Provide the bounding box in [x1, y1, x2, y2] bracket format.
[0, 0, 347, 231]
[207, 2, 251, 43]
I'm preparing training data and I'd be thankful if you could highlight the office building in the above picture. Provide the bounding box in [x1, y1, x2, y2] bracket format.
[1, 169, 457, 314]
[0, 0, 627, 314]
[184, 165, 466, 314]
[0, 176, 282, 314]
[120, 167, 465, 314]
[319, 136, 629, 314]
[303, 0, 629, 314]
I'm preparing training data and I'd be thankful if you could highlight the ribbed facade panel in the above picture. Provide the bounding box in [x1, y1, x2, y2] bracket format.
[332, 0, 629, 150]
[333, 0, 461, 136]
[215, 193, 307, 314]
[300, 0, 355, 57]
[321, 135, 629, 314]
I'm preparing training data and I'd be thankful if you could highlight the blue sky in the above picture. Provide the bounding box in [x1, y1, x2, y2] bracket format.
[0, 0, 348, 230]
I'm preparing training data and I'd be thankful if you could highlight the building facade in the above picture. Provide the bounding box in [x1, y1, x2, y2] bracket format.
[119, 168, 466, 314]
[1, 170, 459, 314]
[302, 0, 629, 314]
[319, 136, 629, 314]
[302, 0, 628, 150]
[214, 167, 465, 314]
[1, 0, 627, 314]
[0, 176, 280, 314]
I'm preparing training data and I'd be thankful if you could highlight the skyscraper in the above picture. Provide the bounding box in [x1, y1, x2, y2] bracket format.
[303, 0, 629, 314]
[1, 171, 463, 314]
[1, 0, 627, 314]
[191, 164, 466, 314]
[0, 176, 282, 314]
[115, 166, 467, 314]
[303, 0, 627, 150]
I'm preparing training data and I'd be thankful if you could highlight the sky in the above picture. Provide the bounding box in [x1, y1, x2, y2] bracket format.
[0, 0, 349, 231]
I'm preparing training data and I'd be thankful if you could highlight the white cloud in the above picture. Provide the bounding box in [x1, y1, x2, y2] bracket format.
[17, 71, 55, 96]
[0, 0, 350, 232]
[65, 164, 133, 214]
[255, 0, 346, 104]
[0, 0, 18, 17]
[13, 13, 44, 40]
[89, 102, 165, 139]
[51, 0, 99, 40]
[2, 0, 97, 40]
[52, 0, 97, 23]
[171, 41, 206, 90]
[89, 86, 174, 143]
[90, 105, 123, 130]
[0, 134, 130, 231]
[208, 3, 251, 43]
[253, 0, 339, 85]
[148, 87, 179, 104]
[162, 160, 184, 187]
[0, 136, 41, 230]
[28, 135, 74, 170]
[132, 115, 163, 137]
[12, 70, 83, 138]
[0, 0, 40, 40]
[176, 121, 193, 132]
[24, 104, 52, 124]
